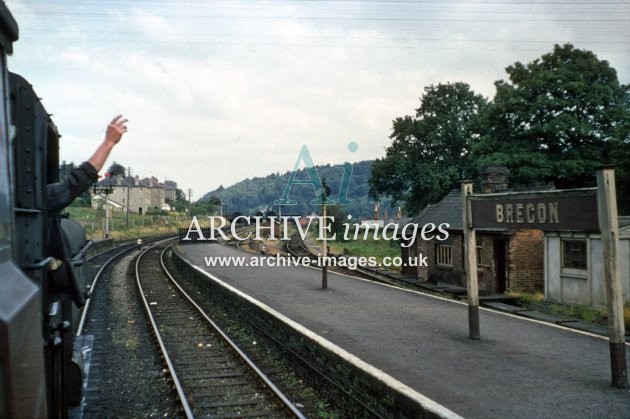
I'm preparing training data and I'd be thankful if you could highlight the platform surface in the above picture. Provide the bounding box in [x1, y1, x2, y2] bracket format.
[178, 243, 630, 418]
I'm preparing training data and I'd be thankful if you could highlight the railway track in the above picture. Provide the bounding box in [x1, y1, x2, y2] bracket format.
[72, 235, 179, 418]
[136, 239, 305, 418]
[285, 232, 316, 260]
[76, 234, 175, 335]
[73, 231, 363, 417]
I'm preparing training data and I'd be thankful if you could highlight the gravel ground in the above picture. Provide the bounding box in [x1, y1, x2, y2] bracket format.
[78, 244, 347, 417]
[80, 250, 180, 417]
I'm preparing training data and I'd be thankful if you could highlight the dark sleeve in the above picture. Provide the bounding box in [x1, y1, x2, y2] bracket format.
[47, 162, 98, 212]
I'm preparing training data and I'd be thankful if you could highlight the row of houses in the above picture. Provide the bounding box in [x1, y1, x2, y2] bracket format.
[91, 175, 177, 215]
[400, 167, 630, 307]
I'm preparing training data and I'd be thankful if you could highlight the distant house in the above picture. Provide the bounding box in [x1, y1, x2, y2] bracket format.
[544, 217, 630, 306]
[90, 194, 125, 212]
[403, 167, 545, 294]
[91, 175, 177, 215]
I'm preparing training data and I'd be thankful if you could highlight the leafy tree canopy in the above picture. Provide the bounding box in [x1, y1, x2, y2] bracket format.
[473, 43, 630, 194]
[369, 82, 488, 214]
[107, 161, 126, 177]
[199, 161, 388, 218]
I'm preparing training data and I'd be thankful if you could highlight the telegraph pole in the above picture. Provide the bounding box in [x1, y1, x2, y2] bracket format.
[321, 178, 329, 289]
[126, 166, 131, 230]
[188, 188, 192, 219]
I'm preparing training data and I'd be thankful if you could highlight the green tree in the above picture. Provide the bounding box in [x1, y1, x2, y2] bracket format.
[369, 82, 487, 214]
[107, 161, 126, 177]
[198, 161, 385, 218]
[473, 44, 630, 210]
[170, 188, 189, 212]
[191, 200, 217, 217]
[324, 204, 348, 241]
[207, 195, 221, 206]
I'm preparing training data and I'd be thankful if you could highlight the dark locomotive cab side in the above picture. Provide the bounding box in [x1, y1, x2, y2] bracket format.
[0, 4, 49, 419]
[1, 4, 93, 417]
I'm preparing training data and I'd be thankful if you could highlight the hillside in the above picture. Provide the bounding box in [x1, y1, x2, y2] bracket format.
[199, 160, 391, 218]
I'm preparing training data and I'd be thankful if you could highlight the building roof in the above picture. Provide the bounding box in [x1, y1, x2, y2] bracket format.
[95, 175, 176, 189]
[409, 189, 464, 231]
[411, 189, 629, 235]
[408, 189, 508, 233]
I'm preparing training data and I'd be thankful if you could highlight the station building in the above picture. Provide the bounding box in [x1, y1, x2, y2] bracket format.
[544, 218, 630, 306]
[402, 167, 546, 294]
[403, 167, 630, 305]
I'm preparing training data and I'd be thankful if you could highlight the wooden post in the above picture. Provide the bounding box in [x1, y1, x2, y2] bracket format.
[322, 201, 328, 289]
[597, 167, 628, 389]
[462, 181, 480, 340]
[321, 179, 328, 289]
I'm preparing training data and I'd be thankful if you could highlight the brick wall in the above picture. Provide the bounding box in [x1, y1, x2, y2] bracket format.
[415, 240, 430, 279]
[508, 229, 544, 292]
[411, 229, 544, 293]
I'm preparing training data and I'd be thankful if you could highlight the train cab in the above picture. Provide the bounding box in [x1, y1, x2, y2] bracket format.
[0, 4, 49, 419]
[1, 4, 92, 417]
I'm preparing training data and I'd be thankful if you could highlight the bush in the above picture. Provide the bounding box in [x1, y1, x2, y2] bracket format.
[146, 208, 168, 216]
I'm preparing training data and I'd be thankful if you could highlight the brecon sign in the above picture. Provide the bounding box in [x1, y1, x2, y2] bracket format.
[469, 188, 598, 232]
[461, 168, 627, 389]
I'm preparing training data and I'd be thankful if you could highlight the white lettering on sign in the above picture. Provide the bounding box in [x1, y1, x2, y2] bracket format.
[495, 202, 559, 224]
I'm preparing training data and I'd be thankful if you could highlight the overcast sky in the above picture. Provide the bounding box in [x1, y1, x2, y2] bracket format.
[5, 0, 630, 200]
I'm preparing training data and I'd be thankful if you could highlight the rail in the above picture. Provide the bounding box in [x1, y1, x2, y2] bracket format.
[135, 239, 305, 418]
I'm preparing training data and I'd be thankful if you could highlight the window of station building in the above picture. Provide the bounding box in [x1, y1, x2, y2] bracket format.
[435, 244, 452, 266]
[562, 239, 587, 271]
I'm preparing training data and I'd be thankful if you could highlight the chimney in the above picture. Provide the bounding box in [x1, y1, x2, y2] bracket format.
[480, 166, 510, 193]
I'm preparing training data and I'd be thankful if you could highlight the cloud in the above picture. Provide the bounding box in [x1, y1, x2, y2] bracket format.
[5, 0, 629, 200]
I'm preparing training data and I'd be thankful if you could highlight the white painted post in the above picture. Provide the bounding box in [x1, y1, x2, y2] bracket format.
[462, 181, 480, 339]
[104, 194, 110, 238]
[597, 166, 628, 388]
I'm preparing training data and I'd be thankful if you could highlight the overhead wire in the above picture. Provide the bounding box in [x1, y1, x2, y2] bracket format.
[6, 0, 629, 53]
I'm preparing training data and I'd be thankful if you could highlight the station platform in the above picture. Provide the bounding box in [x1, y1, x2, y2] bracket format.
[177, 243, 630, 418]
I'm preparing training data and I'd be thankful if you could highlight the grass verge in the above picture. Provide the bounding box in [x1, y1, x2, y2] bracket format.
[65, 205, 183, 240]
[511, 291, 630, 329]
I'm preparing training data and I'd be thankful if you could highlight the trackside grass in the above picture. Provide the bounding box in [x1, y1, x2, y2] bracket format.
[510, 291, 630, 329]
[65, 206, 182, 240]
